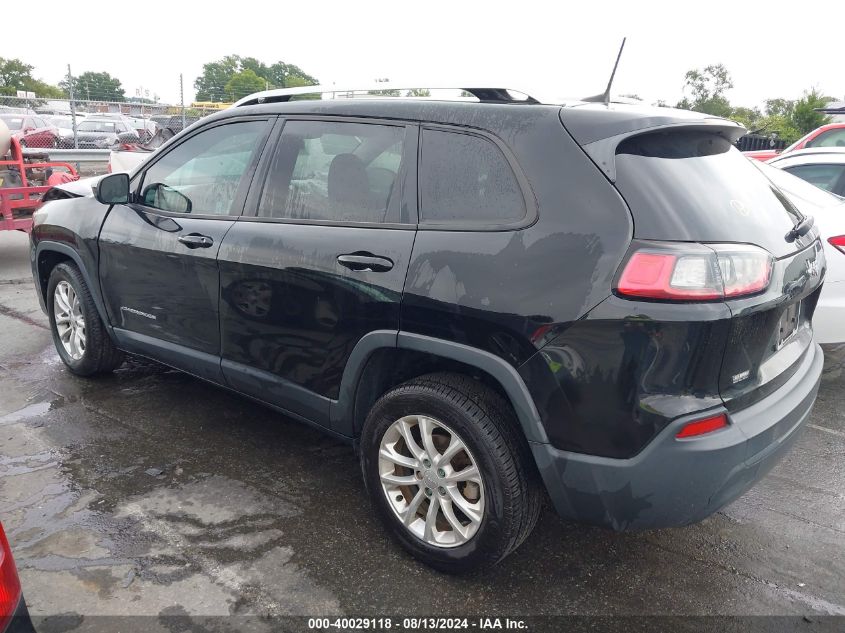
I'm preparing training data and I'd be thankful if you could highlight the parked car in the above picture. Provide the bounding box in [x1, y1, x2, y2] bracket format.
[0, 114, 59, 149]
[766, 148, 845, 197]
[73, 118, 139, 149]
[744, 122, 845, 161]
[756, 161, 845, 343]
[107, 124, 177, 173]
[126, 117, 158, 142]
[47, 116, 78, 148]
[31, 87, 825, 572]
[0, 521, 34, 633]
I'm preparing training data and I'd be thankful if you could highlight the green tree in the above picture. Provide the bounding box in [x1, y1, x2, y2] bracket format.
[61, 71, 125, 101]
[266, 62, 318, 89]
[729, 106, 762, 131]
[791, 88, 833, 135]
[764, 98, 794, 118]
[677, 64, 733, 117]
[224, 69, 267, 101]
[0, 57, 66, 98]
[194, 55, 318, 102]
[751, 114, 801, 144]
[194, 55, 241, 102]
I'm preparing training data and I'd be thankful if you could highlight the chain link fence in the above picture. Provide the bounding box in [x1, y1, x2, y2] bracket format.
[0, 96, 222, 150]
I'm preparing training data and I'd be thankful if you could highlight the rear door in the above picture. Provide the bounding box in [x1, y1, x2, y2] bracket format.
[98, 117, 273, 382]
[217, 117, 417, 429]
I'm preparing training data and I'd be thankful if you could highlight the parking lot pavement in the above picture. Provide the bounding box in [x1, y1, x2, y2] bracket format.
[0, 230, 844, 626]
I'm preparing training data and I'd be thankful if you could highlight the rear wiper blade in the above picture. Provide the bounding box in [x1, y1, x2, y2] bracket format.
[786, 214, 814, 241]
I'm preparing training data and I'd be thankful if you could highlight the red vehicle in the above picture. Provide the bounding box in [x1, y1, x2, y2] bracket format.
[0, 522, 33, 632]
[1, 130, 78, 233]
[0, 114, 60, 149]
[744, 122, 845, 161]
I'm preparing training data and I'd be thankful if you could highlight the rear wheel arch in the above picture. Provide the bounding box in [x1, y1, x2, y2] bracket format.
[334, 331, 549, 445]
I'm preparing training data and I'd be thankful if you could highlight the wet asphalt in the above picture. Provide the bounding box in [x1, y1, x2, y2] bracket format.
[0, 230, 843, 628]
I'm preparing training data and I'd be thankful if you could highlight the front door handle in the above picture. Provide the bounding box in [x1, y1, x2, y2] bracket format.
[337, 252, 394, 272]
[177, 233, 214, 249]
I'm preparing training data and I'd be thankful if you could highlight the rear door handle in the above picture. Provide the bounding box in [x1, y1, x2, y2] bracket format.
[337, 252, 394, 272]
[177, 233, 214, 249]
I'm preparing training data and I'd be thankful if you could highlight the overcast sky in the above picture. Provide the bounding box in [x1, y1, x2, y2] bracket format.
[8, 1, 844, 107]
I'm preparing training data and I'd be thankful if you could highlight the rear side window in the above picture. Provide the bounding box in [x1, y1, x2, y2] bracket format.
[615, 131, 805, 257]
[259, 120, 406, 224]
[784, 164, 845, 193]
[806, 129, 845, 148]
[419, 129, 524, 225]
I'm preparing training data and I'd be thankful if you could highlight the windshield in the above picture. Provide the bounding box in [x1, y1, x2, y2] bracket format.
[78, 120, 116, 133]
[615, 130, 806, 257]
[0, 115, 23, 130]
[49, 117, 73, 129]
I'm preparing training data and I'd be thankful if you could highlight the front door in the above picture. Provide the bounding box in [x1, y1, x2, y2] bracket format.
[217, 118, 417, 428]
[98, 117, 273, 381]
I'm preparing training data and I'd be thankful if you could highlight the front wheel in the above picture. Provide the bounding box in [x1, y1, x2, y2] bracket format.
[360, 373, 541, 572]
[47, 262, 124, 375]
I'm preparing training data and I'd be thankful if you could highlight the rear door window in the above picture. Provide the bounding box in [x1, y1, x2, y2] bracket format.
[259, 120, 407, 224]
[615, 131, 806, 257]
[419, 128, 525, 225]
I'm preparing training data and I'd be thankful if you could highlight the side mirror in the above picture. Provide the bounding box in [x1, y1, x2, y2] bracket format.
[141, 182, 192, 214]
[95, 173, 130, 205]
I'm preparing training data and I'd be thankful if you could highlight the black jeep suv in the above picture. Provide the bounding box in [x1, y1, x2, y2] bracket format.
[30, 87, 825, 572]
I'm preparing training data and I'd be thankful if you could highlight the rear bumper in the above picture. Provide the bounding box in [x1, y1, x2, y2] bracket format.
[532, 342, 823, 530]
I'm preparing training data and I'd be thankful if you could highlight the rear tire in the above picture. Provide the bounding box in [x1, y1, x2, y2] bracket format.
[47, 262, 124, 376]
[360, 372, 541, 572]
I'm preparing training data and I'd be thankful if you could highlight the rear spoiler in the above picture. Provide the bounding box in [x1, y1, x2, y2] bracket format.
[560, 104, 745, 182]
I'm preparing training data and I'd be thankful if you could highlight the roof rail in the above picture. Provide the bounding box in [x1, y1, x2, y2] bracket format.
[233, 84, 540, 107]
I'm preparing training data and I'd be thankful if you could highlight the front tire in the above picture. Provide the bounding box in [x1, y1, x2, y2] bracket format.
[360, 373, 541, 572]
[47, 263, 124, 376]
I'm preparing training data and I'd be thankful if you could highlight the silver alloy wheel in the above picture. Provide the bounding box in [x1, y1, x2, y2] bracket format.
[378, 414, 485, 548]
[53, 280, 86, 360]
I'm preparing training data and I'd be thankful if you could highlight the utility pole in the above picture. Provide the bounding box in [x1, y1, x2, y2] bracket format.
[180, 74, 186, 130]
[67, 64, 78, 150]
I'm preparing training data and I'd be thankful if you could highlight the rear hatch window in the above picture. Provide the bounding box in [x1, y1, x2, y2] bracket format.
[615, 131, 807, 258]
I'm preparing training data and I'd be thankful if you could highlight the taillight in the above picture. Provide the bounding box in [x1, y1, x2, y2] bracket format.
[0, 523, 21, 628]
[828, 236, 845, 255]
[676, 413, 729, 439]
[616, 242, 772, 301]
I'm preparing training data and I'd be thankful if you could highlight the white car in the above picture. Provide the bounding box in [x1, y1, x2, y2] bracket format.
[757, 161, 845, 343]
[767, 147, 845, 198]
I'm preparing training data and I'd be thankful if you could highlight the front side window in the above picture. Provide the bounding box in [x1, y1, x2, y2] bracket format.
[259, 120, 406, 224]
[419, 128, 525, 225]
[139, 120, 265, 215]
